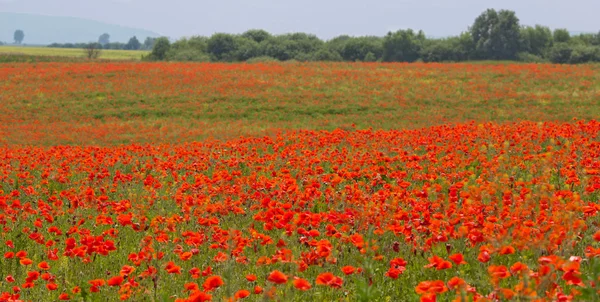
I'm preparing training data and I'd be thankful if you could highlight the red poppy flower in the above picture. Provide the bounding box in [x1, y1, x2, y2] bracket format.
[385, 267, 405, 279]
[510, 262, 529, 275]
[179, 251, 193, 261]
[234, 289, 250, 299]
[107, 276, 124, 287]
[488, 265, 511, 281]
[420, 293, 437, 302]
[341, 266, 356, 275]
[189, 267, 201, 279]
[38, 261, 50, 270]
[267, 270, 288, 284]
[447, 277, 466, 290]
[203, 275, 224, 291]
[315, 272, 343, 288]
[26, 271, 40, 283]
[184, 282, 199, 292]
[477, 251, 491, 263]
[293, 278, 312, 291]
[415, 280, 447, 295]
[88, 279, 105, 287]
[449, 253, 467, 265]
[201, 266, 212, 276]
[187, 291, 212, 302]
[499, 246, 515, 255]
[120, 265, 135, 277]
[165, 261, 181, 274]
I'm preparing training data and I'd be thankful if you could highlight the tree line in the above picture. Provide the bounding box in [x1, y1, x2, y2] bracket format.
[146, 9, 600, 64]
[49, 34, 156, 51]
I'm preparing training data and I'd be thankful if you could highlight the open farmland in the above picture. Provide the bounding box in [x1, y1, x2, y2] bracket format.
[0, 62, 599, 302]
[0, 46, 148, 61]
[0, 62, 599, 146]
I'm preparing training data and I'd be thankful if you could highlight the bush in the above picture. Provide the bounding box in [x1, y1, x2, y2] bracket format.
[568, 45, 600, 64]
[149, 37, 171, 61]
[167, 49, 211, 62]
[364, 52, 377, 62]
[311, 49, 343, 62]
[547, 43, 573, 64]
[548, 43, 600, 64]
[293, 53, 313, 62]
[246, 56, 279, 63]
[207, 33, 237, 61]
[420, 40, 458, 62]
[516, 52, 547, 63]
[233, 38, 260, 61]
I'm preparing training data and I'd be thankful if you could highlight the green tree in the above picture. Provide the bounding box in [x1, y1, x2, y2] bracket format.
[125, 36, 141, 50]
[340, 37, 383, 62]
[259, 37, 290, 60]
[568, 45, 600, 63]
[233, 37, 260, 61]
[258, 34, 323, 61]
[14, 30, 24, 44]
[148, 37, 171, 61]
[165, 36, 210, 61]
[207, 33, 237, 61]
[553, 29, 571, 43]
[311, 48, 343, 61]
[547, 43, 573, 63]
[98, 33, 110, 47]
[382, 29, 423, 62]
[470, 9, 521, 60]
[364, 52, 377, 62]
[143, 37, 157, 50]
[187, 36, 209, 52]
[520, 25, 553, 56]
[420, 38, 468, 62]
[326, 35, 351, 57]
[242, 29, 272, 43]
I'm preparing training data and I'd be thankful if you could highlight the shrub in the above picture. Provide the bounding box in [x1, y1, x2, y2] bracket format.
[167, 49, 211, 62]
[568, 45, 600, 64]
[548, 43, 573, 64]
[311, 49, 343, 62]
[246, 56, 279, 63]
[516, 52, 547, 63]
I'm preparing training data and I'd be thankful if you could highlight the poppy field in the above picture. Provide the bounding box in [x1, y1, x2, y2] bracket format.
[1, 62, 599, 146]
[0, 62, 600, 302]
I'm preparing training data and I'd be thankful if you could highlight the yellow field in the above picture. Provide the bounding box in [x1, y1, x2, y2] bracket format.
[0, 45, 148, 60]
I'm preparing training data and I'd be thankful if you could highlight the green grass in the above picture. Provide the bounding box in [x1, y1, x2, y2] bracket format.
[0, 45, 148, 61]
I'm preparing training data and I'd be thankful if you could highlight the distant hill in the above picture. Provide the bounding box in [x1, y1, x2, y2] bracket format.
[0, 12, 160, 45]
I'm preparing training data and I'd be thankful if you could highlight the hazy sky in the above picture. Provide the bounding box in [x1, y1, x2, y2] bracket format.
[1, 0, 599, 39]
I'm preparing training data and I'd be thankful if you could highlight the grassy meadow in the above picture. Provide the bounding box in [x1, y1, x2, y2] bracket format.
[0, 45, 148, 61]
[0, 61, 599, 302]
